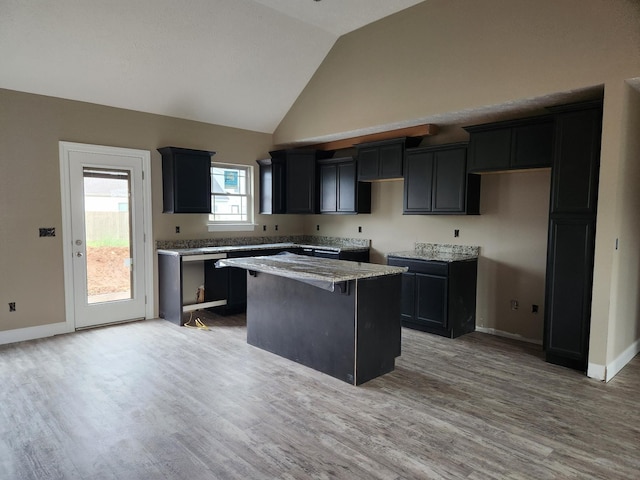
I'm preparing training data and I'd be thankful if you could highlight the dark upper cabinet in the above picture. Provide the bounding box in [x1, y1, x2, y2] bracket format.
[286, 151, 316, 214]
[404, 143, 480, 215]
[266, 149, 333, 214]
[257, 157, 286, 214]
[549, 105, 602, 215]
[158, 146, 215, 213]
[356, 138, 421, 181]
[465, 116, 554, 173]
[404, 148, 434, 212]
[318, 157, 371, 214]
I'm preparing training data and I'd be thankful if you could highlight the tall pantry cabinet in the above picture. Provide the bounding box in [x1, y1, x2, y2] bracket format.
[544, 101, 602, 372]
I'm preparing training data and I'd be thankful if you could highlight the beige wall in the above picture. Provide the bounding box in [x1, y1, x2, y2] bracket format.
[301, 167, 551, 343]
[276, 0, 640, 370]
[0, 88, 283, 332]
[2, 0, 640, 375]
[604, 81, 640, 365]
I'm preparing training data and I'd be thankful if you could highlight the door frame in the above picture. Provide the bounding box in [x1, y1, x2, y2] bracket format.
[59, 141, 154, 331]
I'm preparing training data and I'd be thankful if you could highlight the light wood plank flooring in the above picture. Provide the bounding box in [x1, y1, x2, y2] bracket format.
[1, 313, 638, 479]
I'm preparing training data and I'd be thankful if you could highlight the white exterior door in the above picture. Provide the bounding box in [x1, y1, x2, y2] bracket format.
[60, 142, 152, 329]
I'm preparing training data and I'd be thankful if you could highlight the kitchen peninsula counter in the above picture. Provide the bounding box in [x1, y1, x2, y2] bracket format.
[218, 253, 406, 385]
[157, 236, 371, 326]
[216, 253, 406, 291]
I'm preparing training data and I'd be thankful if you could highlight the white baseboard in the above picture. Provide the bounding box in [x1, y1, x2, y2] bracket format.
[587, 363, 606, 381]
[0, 322, 72, 346]
[605, 338, 640, 382]
[474, 326, 543, 345]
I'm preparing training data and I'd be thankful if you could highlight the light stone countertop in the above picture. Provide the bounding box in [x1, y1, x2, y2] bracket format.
[157, 236, 370, 257]
[387, 243, 480, 263]
[216, 253, 407, 291]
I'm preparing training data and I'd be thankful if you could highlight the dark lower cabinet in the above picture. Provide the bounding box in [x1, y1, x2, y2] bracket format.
[544, 101, 602, 372]
[300, 247, 370, 262]
[204, 263, 248, 315]
[415, 273, 448, 329]
[388, 256, 477, 338]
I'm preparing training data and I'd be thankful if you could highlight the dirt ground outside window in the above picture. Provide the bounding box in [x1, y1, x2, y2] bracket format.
[86, 246, 132, 295]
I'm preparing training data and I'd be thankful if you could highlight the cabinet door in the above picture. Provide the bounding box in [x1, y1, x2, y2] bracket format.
[511, 121, 554, 169]
[160, 148, 213, 213]
[415, 273, 448, 329]
[404, 150, 433, 213]
[467, 128, 511, 172]
[204, 261, 228, 302]
[400, 272, 416, 323]
[227, 267, 247, 309]
[544, 217, 595, 371]
[337, 161, 357, 212]
[257, 159, 286, 214]
[319, 163, 338, 213]
[379, 142, 404, 179]
[357, 147, 379, 181]
[286, 153, 316, 213]
[551, 108, 602, 215]
[432, 148, 467, 212]
[173, 153, 212, 213]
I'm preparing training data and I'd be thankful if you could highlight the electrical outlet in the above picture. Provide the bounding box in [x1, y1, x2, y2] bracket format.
[454, 229, 460, 238]
[275, 225, 278, 231]
[316, 224, 320, 231]
[9, 302, 16, 312]
[358, 226, 362, 233]
[175, 226, 180, 233]
[39, 227, 55, 237]
[262, 225, 266, 231]
[510, 300, 519, 310]
[532, 304, 539, 314]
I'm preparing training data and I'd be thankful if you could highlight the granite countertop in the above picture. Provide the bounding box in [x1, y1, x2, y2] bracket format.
[388, 243, 480, 263]
[217, 253, 407, 291]
[157, 235, 370, 257]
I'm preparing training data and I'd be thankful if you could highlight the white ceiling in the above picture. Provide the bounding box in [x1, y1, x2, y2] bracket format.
[0, 0, 425, 134]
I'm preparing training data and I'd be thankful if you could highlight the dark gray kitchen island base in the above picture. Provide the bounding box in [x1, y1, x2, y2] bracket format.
[245, 271, 402, 385]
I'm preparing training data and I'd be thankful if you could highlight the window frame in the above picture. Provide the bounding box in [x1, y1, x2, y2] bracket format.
[207, 161, 256, 232]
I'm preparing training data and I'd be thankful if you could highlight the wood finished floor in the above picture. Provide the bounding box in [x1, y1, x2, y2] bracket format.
[1, 313, 638, 480]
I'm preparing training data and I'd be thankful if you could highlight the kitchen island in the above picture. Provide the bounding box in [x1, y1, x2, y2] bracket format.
[217, 253, 407, 385]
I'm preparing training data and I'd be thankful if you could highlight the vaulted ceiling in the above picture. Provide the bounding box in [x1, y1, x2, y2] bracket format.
[0, 0, 425, 134]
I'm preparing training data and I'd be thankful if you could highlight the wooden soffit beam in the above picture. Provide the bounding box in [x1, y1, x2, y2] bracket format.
[309, 124, 438, 151]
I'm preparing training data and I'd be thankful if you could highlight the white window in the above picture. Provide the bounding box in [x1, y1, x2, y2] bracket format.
[208, 162, 255, 232]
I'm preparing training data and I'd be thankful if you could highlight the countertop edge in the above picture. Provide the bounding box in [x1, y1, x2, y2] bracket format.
[387, 251, 479, 263]
[158, 242, 369, 256]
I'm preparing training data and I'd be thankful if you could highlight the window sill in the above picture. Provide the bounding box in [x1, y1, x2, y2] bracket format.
[207, 223, 257, 233]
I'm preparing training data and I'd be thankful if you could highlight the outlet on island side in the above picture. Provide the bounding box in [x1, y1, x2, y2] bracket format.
[175, 226, 180, 233]
[9, 302, 16, 312]
[454, 229, 460, 238]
